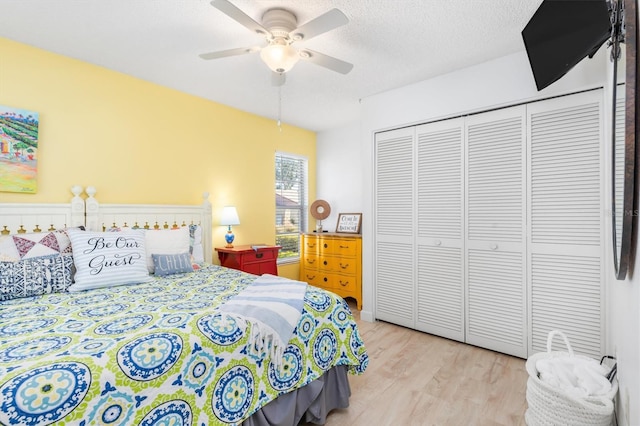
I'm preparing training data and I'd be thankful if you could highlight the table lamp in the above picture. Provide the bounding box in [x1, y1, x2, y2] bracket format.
[220, 206, 240, 248]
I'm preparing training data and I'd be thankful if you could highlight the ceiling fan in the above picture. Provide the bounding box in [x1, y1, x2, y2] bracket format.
[199, 0, 353, 85]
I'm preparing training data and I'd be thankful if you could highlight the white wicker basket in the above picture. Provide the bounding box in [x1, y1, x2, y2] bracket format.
[525, 330, 617, 426]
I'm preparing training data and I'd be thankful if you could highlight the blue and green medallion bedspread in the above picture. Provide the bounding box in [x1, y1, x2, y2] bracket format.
[0, 265, 368, 425]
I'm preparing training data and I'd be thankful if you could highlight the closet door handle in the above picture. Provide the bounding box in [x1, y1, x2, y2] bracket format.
[435, 239, 442, 246]
[490, 243, 498, 251]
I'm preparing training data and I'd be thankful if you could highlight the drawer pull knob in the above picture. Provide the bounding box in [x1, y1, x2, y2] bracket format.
[340, 245, 349, 249]
[490, 243, 498, 250]
[255, 252, 264, 259]
[339, 280, 348, 286]
[324, 243, 328, 248]
[307, 259, 315, 264]
[307, 275, 315, 280]
[323, 277, 328, 282]
[340, 263, 349, 269]
[435, 239, 442, 246]
[323, 260, 328, 266]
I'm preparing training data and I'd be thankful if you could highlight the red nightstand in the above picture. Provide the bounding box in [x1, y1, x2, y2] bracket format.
[215, 245, 281, 276]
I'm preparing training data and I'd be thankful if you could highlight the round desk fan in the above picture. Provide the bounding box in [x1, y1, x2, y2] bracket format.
[310, 199, 331, 232]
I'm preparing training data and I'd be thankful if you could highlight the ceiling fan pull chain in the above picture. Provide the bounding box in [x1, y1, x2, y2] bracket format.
[277, 84, 282, 132]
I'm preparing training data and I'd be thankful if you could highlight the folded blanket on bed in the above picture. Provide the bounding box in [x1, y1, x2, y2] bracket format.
[220, 273, 308, 369]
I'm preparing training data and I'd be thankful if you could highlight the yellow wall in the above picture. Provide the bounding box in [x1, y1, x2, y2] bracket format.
[0, 37, 316, 279]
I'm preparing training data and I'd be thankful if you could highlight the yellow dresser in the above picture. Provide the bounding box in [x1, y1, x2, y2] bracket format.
[300, 233, 362, 310]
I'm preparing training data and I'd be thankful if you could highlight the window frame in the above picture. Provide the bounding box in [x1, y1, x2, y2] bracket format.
[275, 151, 308, 264]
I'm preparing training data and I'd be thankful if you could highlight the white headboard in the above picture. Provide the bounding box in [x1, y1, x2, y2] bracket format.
[83, 187, 213, 263]
[0, 186, 213, 263]
[0, 186, 85, 235]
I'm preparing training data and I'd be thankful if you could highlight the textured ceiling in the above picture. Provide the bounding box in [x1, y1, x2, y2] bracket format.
[0, 0, 544, 132]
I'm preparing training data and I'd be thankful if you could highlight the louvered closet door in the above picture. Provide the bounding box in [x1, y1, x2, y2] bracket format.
[465, 106, 527, 358]
[527, 90, 604, 359]
[374, 127, 415, 328]
[415, 119, 464, 341]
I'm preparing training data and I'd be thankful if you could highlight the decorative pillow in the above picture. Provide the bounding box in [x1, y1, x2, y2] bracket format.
[0, 235, 20, 262]
[55, 226, 85, 253]
[5, 228, 85, 261]
[144, 227, 190, 273]
[67, 229, 152, 292]
[152, 252, 194, 276]
[0, 254, 74, 301]
[189, 224, 204, 263]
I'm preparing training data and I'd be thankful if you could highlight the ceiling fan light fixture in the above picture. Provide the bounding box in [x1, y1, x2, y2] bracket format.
[260, 39, 300, 73]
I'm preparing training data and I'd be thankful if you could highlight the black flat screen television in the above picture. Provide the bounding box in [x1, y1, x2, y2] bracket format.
[522, 0, 612, 91]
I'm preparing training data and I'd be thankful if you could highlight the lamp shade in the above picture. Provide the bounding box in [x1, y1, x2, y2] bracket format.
[220, 206, 240, 226]
[260, 39, 300, 73]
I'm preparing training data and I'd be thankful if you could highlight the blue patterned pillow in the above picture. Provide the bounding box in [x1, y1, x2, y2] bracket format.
[152, 252, 194, 276]
[0, 254, 73, 301]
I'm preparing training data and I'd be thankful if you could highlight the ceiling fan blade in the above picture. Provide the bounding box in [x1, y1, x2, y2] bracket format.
[289, 9, 348, 42]
[299, 49, 353, 74]
[271, 72, 286, 87]
[210, 0, 270, 36]
[199, 46, 260, 60]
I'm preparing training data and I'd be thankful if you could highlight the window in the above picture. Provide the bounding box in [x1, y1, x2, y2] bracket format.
[275, 152, 307, 262]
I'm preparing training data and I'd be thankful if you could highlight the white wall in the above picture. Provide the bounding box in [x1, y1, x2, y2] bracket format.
[316, 123, 363, 231]
[610, 272, 640, 425]
[318, 42, 638, 425]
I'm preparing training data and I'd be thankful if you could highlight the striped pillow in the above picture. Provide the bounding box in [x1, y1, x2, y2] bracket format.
[67, 229, 152, 292]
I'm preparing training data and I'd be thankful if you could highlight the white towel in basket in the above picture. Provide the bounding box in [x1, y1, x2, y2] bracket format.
[536, 356, 612, 399]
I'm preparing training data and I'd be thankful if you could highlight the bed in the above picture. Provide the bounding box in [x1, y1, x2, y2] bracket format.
[0, 187, 368, 425]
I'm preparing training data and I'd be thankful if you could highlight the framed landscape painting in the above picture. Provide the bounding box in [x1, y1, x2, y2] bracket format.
[0, 105, 39, 193]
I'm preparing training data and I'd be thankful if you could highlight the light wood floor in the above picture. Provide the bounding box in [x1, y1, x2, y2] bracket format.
[312, 302, 529, 426]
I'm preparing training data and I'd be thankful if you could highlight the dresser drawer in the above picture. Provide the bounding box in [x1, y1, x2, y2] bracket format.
[243, 248, 277, 262]
[318, 238, 335, 255]
[314, 272, 357, 293]
[302, 236, 320, 254]
[300, 270, 323, 287]
[301, 254, 320, 269]
[332, 239, 357, 257]
[318, 256, 357, 275]
[318, 238, 357, 257]
[332, 273, 357, 294]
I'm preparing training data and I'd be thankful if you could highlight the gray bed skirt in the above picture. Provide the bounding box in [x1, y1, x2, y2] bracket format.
[242, 365, 352, 426]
